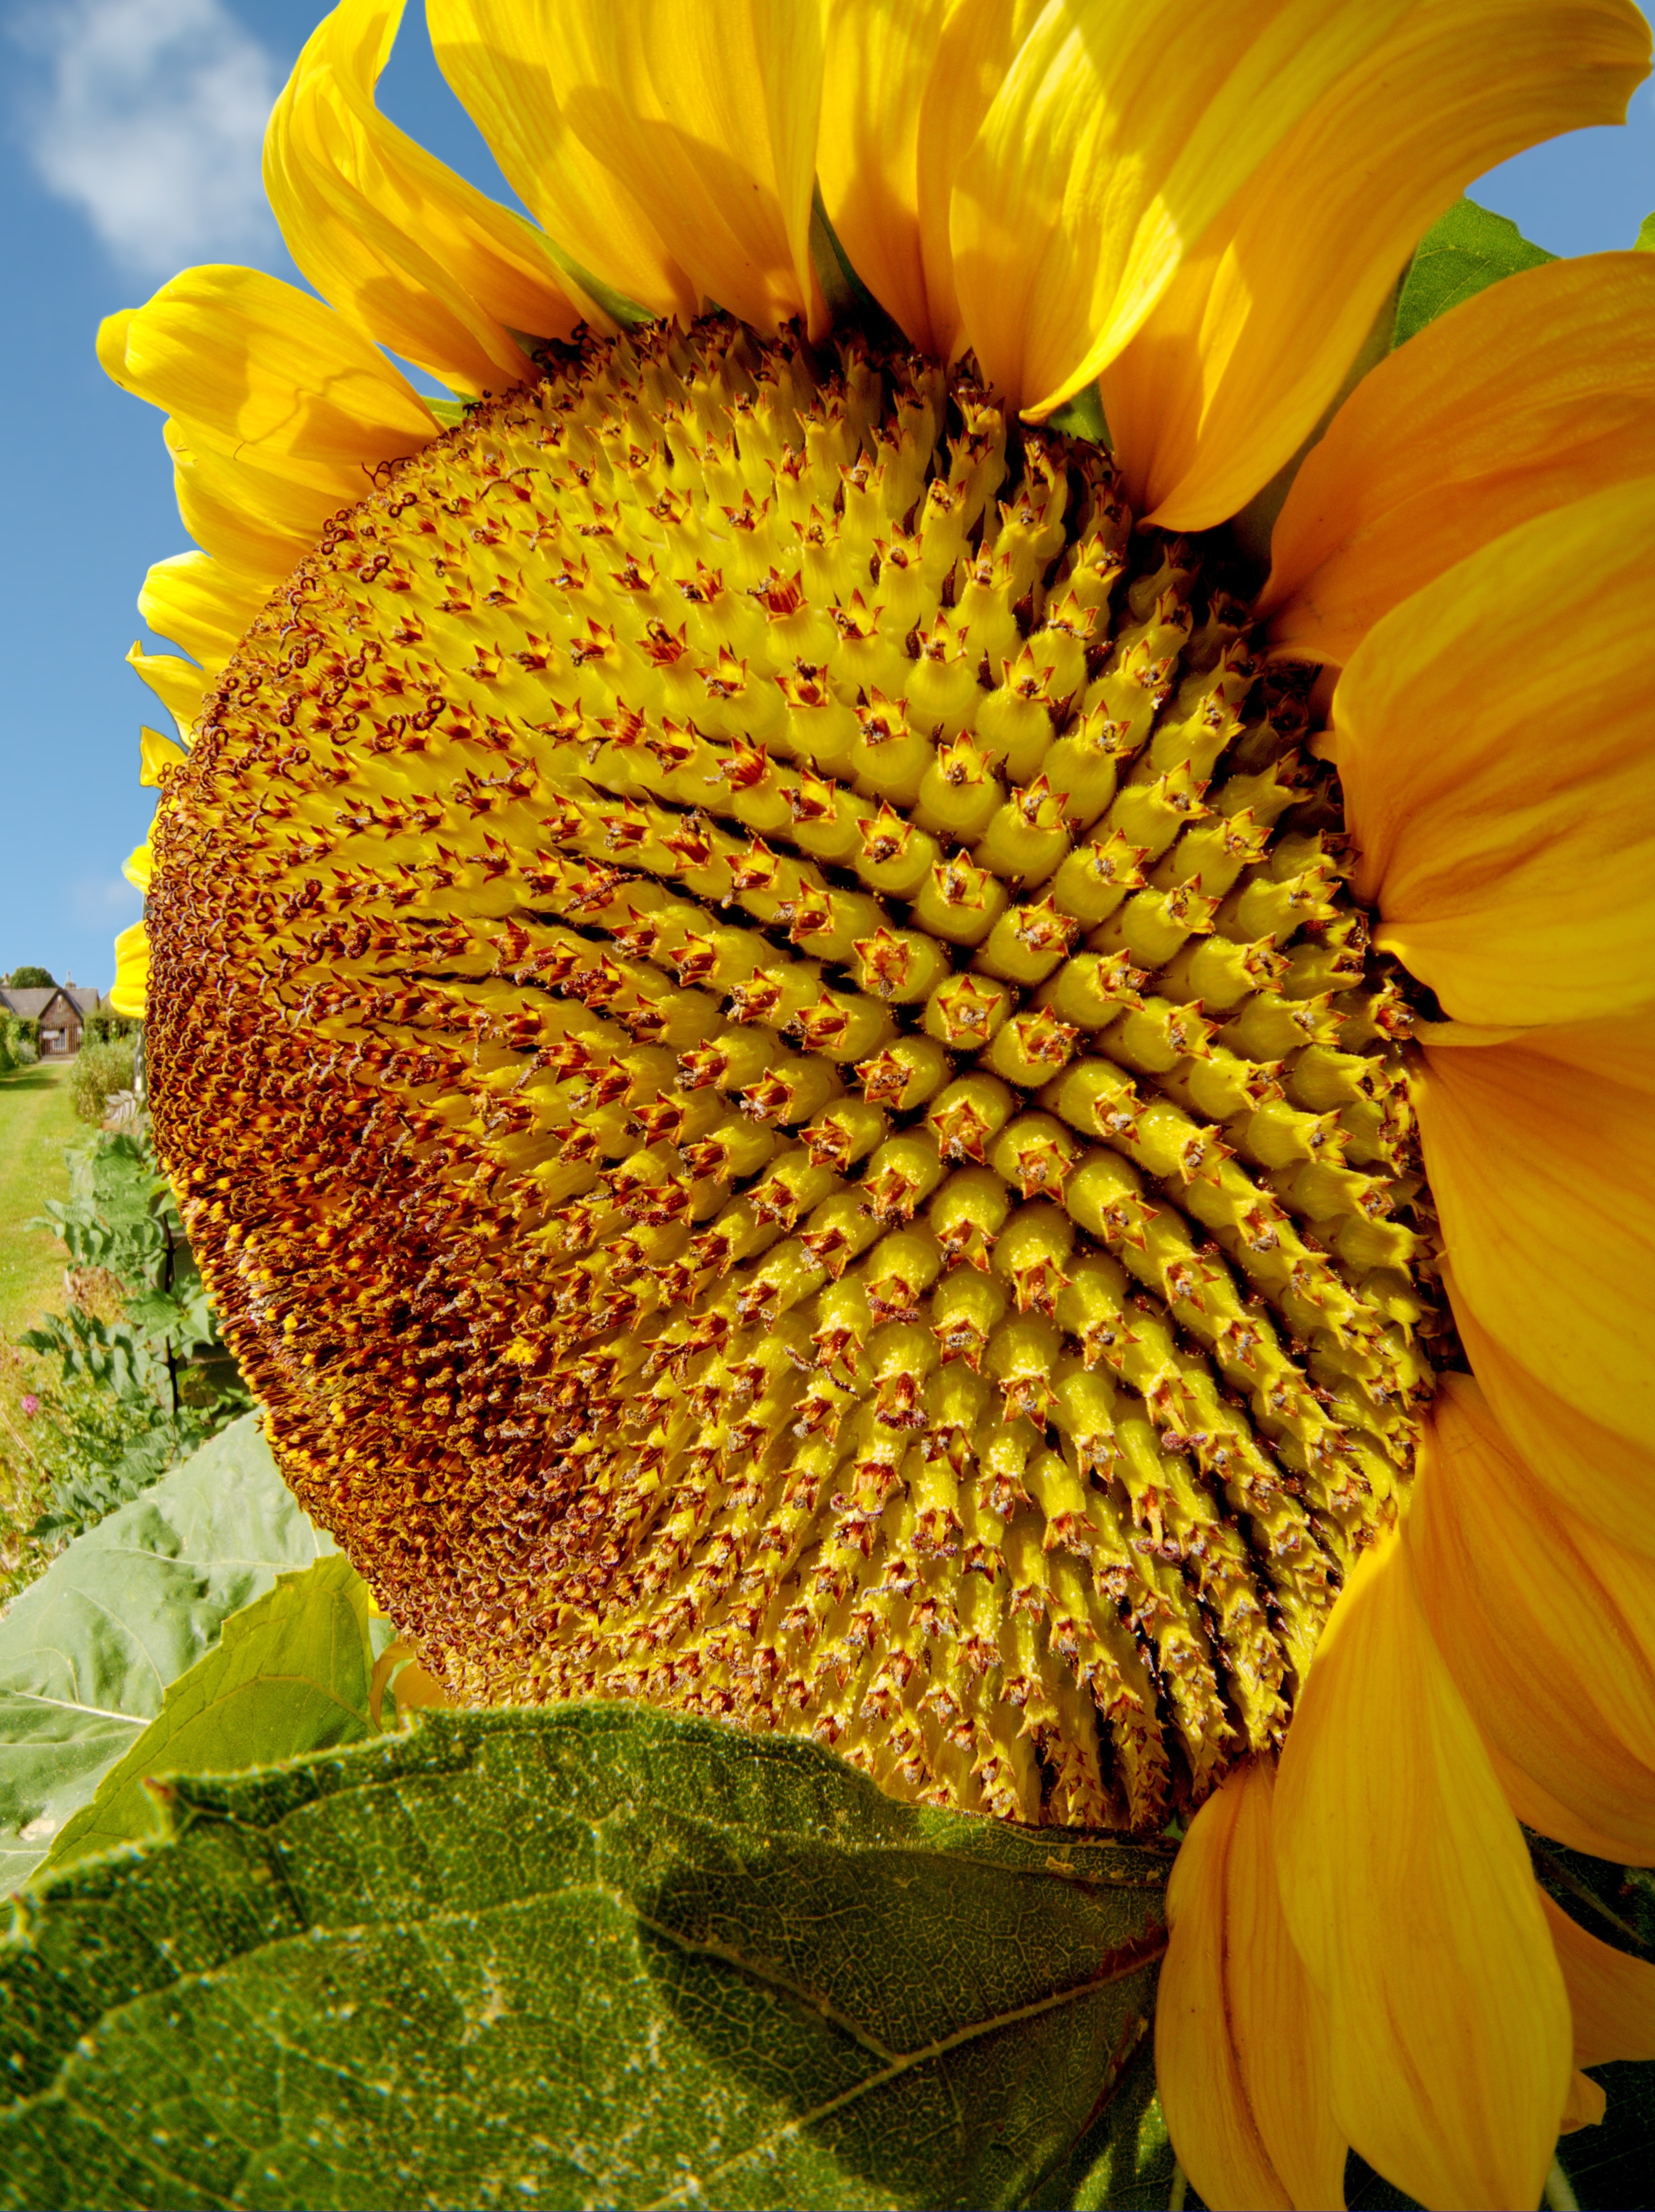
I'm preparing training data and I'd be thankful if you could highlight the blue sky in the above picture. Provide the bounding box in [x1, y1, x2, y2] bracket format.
[0, 1, 1651, 996]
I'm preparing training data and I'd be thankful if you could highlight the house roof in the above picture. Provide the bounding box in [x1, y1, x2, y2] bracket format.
[0, 985, 101, 1019]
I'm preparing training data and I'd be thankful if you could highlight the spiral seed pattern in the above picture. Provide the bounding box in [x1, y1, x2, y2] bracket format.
[146, 316, 1449, 1829]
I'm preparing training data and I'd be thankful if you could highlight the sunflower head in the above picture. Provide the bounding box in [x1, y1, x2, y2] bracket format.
[140, 302, 1448, 1832]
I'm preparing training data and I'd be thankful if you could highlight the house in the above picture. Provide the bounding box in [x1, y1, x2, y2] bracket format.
[0, 980, 102, 1057]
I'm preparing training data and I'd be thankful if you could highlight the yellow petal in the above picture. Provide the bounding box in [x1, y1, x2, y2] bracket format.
[122, 842, 153, 895]
[1157, 1760, 1345, 2212]
[950, 0, 1416, 420]
[266, 0, 580, 398]
[1262, 252, 1655, 666]
[138, 552, 265, 675]
[98, 265, 435, 501]
[1416, 1014, 1655, 1457]
[1333, 475, 1655, 1027]
[1452, 1298, 1655, 1563]
[1540, 1890, 1655, 2068]
[530, 0, 825, 338]
[109, 922, 149, 1021]
[1406, 1373, 1655, 1867]
[1101, 7, 1652, 531]
[127, 641, 209, 744]
[139, 727, 188, 786]
[165, 421, 331, 585]
[907, 0, 1048, 369]
[818, 0, 1047, 362]
[1274, 1529, 1573, 2211]
[428, 0, 696, 324]
[817, 0, 951, 355]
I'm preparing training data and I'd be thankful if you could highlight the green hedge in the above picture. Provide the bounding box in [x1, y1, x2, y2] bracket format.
[81, 1010, 139, 1049]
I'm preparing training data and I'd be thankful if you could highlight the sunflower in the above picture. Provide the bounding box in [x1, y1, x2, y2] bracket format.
[97, 1, 1655, 2204]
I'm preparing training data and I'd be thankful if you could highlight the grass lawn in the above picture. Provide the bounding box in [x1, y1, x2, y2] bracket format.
[0, 1060, 86, 1594]
[0, 1060, 81, 1342]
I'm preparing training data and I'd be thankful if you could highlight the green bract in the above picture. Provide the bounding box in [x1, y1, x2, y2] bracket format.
[1391, 195, 1556, 349]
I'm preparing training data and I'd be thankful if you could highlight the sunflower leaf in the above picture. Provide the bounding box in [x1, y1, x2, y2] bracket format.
[1019, 2035, 1177, 2210]
[0, 1414, 336, 1888]
[1390, 195, 1554, 349]
[0, 1706, 1171, 2212]
[41, 1555, 376, 1877]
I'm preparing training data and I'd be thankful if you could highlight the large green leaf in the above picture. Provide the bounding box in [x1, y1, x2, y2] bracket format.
[0, 1414, 335, 1886]
[1024, 2038, 1175, 2211]
[1391, 195, 1554, 349]
[42, 1555, 375, 1875]
[0, 1706, 1171, 2212]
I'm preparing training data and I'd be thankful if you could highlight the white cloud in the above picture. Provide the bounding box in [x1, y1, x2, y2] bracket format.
[10, 0, 284, 279]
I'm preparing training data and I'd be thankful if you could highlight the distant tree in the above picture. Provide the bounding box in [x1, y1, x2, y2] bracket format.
[6, 965, 55, 989]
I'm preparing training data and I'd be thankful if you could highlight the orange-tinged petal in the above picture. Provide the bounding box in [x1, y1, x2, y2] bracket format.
[1333, 475, 1655, 1027]
[817, 0, 951, 355]
[950, 0, 1413, 420]
[1406, 1374, 1655, 1867]
[109, 922, 149, 1021]
[266, 0, 580, 396]
[428, 0, 695, 324]
[1158, 1761, 1345, 2212]
[127, 642, 208, 745]
[1416, 1014, 1655, 1457]
[1495, 1756, 1655, 1870]
[138, 552, 265, 675]
[1159, 1782, 1294, 2212]
[98, 266, 435, 501]
[1262, 252, 1655, 666]
[534, 0, 825, 338]
[1102, 7, 1651, 532]
[1540, 1890, 1655, 2068]
[1452, 1298, 1655, 1562]
[1560, 2070, 1608, 2132]
[1274, 1529, 1573, 2211]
